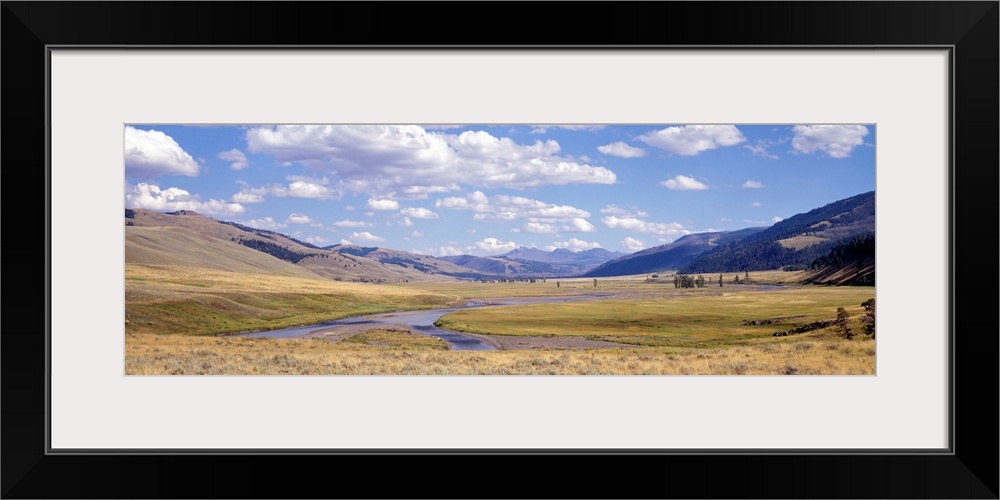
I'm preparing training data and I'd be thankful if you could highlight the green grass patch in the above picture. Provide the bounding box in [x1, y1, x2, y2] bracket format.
[126, 291, 456, 336]
[342, 329, 449, 350]
[434, 287, 874, 349]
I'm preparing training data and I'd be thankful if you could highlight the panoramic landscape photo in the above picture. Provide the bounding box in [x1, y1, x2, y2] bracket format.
[124, 124, 875, 375]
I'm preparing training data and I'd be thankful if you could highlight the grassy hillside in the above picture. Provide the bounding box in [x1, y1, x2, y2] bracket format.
[679, 191, 874, 273]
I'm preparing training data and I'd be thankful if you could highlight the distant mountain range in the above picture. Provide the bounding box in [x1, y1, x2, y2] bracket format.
[125, 190, 874, 282]
[439, 247, 626, 277]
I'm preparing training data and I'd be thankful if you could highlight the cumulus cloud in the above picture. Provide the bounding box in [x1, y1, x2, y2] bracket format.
[597, 141, 647, 158]
[520, 219, 594, 234]
[661, 175, 709, 190]
[242, 217, 286, 231]
[366, 198, 400, 211]
[621, 237, 645, 252]
[124, 126, 200, 177]
[546, 238, 602, 252]
[332, 219, 372, 228]
[286, 213, 312, 225]
[409, 231, 424, 238]
[217, 149, 249, 170]
[791, 125, 869, 158]
[742, 180, 766, 189]
[288, 180, 338, 199]
[349, 231, 385, 243]
[400, 207, 439, 219]
[602, 216, 690, 237]
[600, 205, 649, 218]
[473, 237, 518, 254]
[435, 191, 592, 225]
[244, 125, 616, 195]
[125, 183, 245, 216]
[231, 185, 268, 203]
[398, 217, 414, 227]
[751, 201, 762, 207]
[636, 125, 746, 155]
[772, 216, 784, 223]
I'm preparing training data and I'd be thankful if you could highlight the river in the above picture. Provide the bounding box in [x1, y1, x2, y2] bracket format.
[238, 294, 620, 351]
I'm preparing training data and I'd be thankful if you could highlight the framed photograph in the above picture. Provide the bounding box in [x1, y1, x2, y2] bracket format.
[4, 2, 996, 498]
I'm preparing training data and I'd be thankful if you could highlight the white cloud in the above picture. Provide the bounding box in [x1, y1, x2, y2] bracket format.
[474, 237, 518, 254]
[242, 217, 286, 231]
[409, 231, 424, 238]
[744, 143, 779, 160]
[791, 125, 869, 158]
[436, 191, 592, 225]
[245, 125, 616, 195]
[636, 125, 746, 155]
[124, 126, 200, 177]
[125, 183, 245, 216]
[340, 239, 353, 245]
[217, 149, 249, 170]
[720, 217, 733, 222]
[231, 185, 268, 203]
[350, 231, 385, 243]
[305, 235, 329, 246]
[772, 216, 784, 223]
[288, 180, 337, 199]
[601, 205, 649, 218]
[366, 198, 400, 211]
[602, 216, 690, 237]
[751, 201, 762, 207]
[565, 218, 597, 233]
[398, 217, 414, 227]
[621, 237, 645, 252]
[597, 141, 647, 158]
[742, 180, 766, 189]
[332, 219, 372, 228]
[523, 221, 557, 234]
[286, 213, 312, 225]
[400, 207, 439, 219]
[433, 245, 466, 257]
[661, 175, 709, 191]
[546, 238, 602, 252]
[521, 219, 595, 234]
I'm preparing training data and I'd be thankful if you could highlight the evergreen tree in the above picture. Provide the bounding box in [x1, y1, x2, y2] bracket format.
[836, 307, 853, 340]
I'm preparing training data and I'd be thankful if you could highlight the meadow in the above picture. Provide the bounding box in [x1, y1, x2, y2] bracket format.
[125, 270, 876, 375]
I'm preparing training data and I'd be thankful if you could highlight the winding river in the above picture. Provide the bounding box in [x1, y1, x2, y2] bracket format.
[238, 294, 620, 351]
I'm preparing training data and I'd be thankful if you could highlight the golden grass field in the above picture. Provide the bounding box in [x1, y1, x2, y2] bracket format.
[125, 268, 876, 375]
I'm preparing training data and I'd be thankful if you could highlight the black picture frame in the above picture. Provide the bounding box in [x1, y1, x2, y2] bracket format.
[3, 2, 997, 498]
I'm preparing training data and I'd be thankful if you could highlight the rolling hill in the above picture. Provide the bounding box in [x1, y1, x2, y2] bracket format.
[125, 209, 480, 282]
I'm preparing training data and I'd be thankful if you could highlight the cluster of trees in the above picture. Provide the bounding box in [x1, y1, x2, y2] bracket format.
[336, 246, 379, 257]
[809, 234, 875, 270]
[236, 237, 318, 263]
[124, 209, 135, 219]
[674, 274, 707, 288]
[218, 220, 321, 249]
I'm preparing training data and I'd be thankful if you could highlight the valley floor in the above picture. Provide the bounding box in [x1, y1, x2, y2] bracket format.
[125, 271, 876, 375]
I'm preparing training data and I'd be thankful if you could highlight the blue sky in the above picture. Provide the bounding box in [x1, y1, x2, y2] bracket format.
[124, 124, 875, 256]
